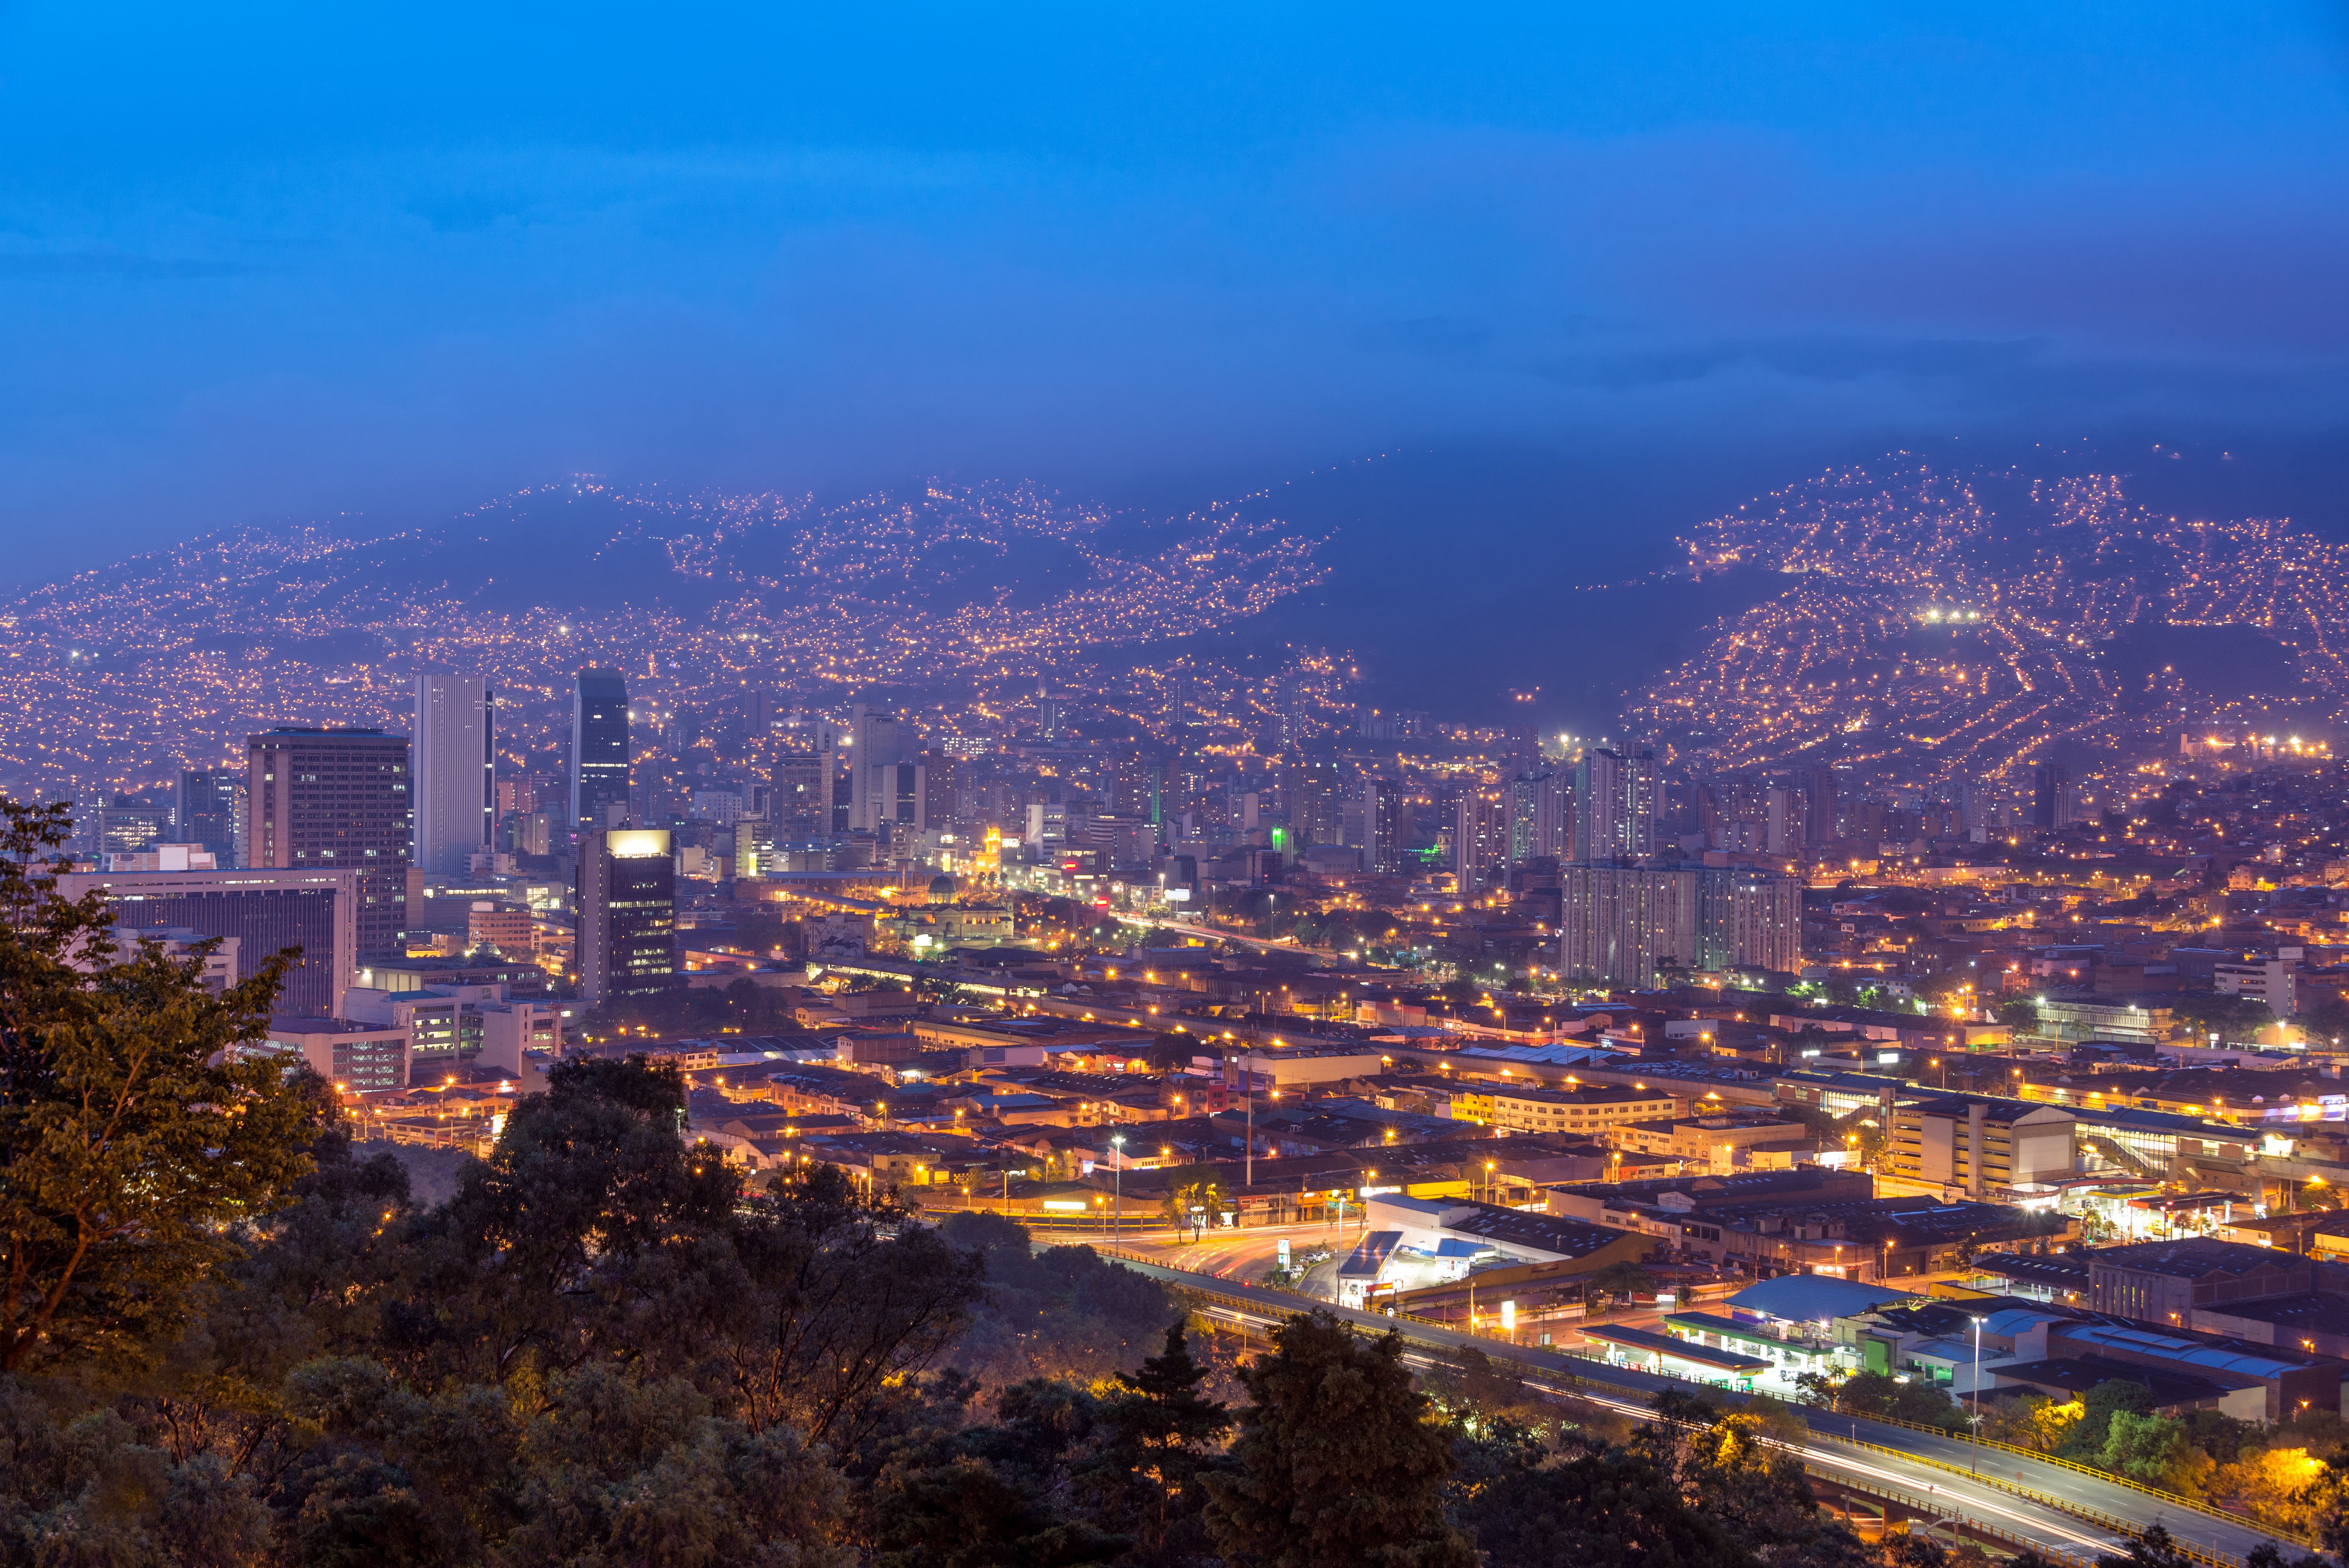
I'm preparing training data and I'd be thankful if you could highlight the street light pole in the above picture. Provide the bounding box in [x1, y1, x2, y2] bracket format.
[1244, 1055, 1254, 1193]
[1970, 1315, 1984, 1470]
[1110, 1133, 1125, 1244]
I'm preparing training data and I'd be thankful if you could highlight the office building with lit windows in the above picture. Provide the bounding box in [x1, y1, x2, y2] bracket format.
[577, 828, 676, 1003]
[245, 727, 411, 959]
[58, 866, 359, 1018]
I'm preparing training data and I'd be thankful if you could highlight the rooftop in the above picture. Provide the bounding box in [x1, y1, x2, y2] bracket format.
[2088, 1237, 2310, 1281]
[1587, 1323, 1771, 1374]
[1436, 1204, 1634, 1263]
[1726, 1274, 1921, 1324]
[1973, 1251, 2092, 1290]
[1994, 1354, 2244, 1408]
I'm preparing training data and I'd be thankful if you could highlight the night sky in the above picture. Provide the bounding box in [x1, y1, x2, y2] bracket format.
[4, 5, 2345, 587]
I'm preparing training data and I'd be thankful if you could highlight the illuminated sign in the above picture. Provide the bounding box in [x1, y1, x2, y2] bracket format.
[607, 830, 671, 859]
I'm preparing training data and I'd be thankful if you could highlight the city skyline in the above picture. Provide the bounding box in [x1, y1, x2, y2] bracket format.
[7, 453, 2345, 831]
[12, 11, 2349, 1564]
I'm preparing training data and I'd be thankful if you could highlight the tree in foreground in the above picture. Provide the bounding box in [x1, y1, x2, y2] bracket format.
[1451, 1418, 1743, 1567]
[1638, 1389, 1877, 1567]
[1201, 1310, 1476, 1568]
[0, 797, 314, 1373]
[1087, 1319, 1232, 1563]
[869, 1378, 1131, 1568]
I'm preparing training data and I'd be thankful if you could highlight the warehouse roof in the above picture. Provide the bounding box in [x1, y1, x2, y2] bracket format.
[1727, 1274, 1921, 1324]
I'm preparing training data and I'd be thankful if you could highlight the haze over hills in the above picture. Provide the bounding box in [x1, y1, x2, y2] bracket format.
[1140, 449, 2349, 773]
[0, 479, 1330, 799]
[4, 454, 2342, 802]
[1626, 461, 2345, 784]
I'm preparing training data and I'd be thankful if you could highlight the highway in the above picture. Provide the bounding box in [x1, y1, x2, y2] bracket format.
[1107, 914, 1302, 953]
[1098, 1249, 2306, 1567]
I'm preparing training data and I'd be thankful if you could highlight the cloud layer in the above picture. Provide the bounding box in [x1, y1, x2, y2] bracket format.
[1, 3, 2344, 582]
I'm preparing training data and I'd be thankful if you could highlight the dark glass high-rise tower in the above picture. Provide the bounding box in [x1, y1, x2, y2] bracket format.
[577, 828, 675, 1003]
[570, 669, 631, 837]
[245, 727, 412, 959]
[177, 769, 247, 867]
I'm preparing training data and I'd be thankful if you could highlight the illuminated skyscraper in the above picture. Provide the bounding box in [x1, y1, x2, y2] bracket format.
[1285, 756, 1340, 848]
[577, 828, 676, 1003]
[1508, 771, 1570, 863]
[176, 770, 247, 868]
[1455, 789, 1508, 882]
[773, 748, 828, 834]
[570, 669, 631, 837]
[1368, 779, 1410, 873]
[1112, 747, 1163, 824]
[1765, 785, 1798, 857]
[1557, 863, 1801, 987]
[412, 675, 494, 874]
[866, 760, 929, 841]
[848, 704, 902, 834]
[246, 727, 412, 958]
[1574, 747, 1660, 862]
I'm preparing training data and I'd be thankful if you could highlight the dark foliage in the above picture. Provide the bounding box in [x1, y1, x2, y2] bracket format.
[1201, 1310, 1477, 1568]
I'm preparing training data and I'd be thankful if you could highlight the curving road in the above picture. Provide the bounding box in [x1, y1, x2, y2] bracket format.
[1100, 1250, 2301, 1566]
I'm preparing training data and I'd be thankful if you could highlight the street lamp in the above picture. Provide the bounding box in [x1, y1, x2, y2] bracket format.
[1969, 1315, 1985, 1470]
[1110, 1133, 1126, 1244]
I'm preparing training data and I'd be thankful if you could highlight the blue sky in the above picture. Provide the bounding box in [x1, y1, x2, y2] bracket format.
[3, 4, 2345, 583]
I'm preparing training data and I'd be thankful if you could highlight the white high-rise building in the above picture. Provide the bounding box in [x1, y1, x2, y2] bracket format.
[848, 704, 902, 833]
[413, 675, 493, 875]
[1557, 864, 1802, 988]
[1574, 748, 1660, 862]
[1455, 789, 1508, 881]
[1508, 772, 1571, 862]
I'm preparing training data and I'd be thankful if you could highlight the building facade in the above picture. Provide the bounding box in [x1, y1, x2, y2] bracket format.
[570, 668, 631, 837]
[1508, 771, 1571, 863]
[1575, 747, 1660, 862]
[261, 1017, 410, 1092]
[245, 728, 411, 959]
[412, 675, 494, 874]
[773, 749, 829, 835]
[1557, 863, 1804, 988]
[1886, 1095, 2076, 1195]
[61, 867, 359, 1018]
[577, 828, 676, 1004]
[1454, 790, 1508, 882]
[467, 900, 533, 958]
[1368, 779, 1410, 873]
[1286, 757, 1340, 848]
[176, 769, 247, 867]
[2085, 1239, 2312, 1324]
[1451, 1082, 1684, 1135]
[847, 704, 902, 834]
